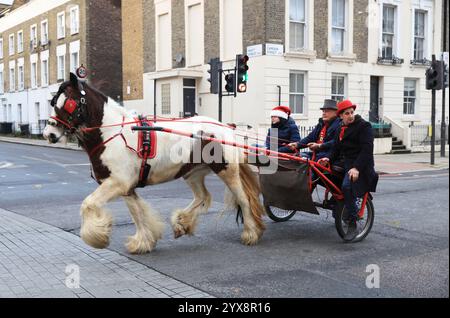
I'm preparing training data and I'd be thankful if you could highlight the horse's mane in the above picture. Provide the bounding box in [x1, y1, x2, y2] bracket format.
[84, 82, 108, 104]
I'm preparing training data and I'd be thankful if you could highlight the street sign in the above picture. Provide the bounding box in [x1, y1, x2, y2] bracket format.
[247, 44, 263, 58]
[265, 43, 284, 56]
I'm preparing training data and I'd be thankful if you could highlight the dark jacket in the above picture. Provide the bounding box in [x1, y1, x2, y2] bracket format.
[327, 115, 378, 196]
[265, 117, 301, 153]
[297, 117, 341, 160]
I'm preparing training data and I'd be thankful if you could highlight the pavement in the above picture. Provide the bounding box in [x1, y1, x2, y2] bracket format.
[0, 207, 212, 298]
[0, 135, 448, 298]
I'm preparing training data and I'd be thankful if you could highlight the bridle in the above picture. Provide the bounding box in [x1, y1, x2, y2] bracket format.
[49, 82, 88, 134]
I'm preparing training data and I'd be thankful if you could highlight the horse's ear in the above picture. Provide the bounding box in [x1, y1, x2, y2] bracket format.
[70, 72, 78, 88]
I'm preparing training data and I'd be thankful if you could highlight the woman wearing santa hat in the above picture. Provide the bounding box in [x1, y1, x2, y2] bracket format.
[265, 106, 301, 153]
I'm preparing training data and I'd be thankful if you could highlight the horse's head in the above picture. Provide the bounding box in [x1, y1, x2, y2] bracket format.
[43, 72, 106, 143]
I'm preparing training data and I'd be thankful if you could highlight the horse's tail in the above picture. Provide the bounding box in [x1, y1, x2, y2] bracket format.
[238, 163, 266, 232]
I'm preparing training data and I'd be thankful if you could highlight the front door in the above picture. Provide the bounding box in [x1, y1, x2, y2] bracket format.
[369, 76, 380, 122]
[183, 78, 196, 117]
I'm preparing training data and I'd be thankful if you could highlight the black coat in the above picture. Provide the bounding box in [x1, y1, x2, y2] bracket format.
[327, 115, 378, 196]
[266, 117, 301, 153]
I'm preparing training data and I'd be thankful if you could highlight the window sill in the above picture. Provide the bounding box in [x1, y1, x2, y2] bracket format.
[284, 50, 317, 61]
[291, 114, 308, 121]
[326, 53, 357, 63]
[401, 116, 420, 123]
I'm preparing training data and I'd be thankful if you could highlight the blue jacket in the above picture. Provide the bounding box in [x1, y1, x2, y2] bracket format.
[297, 117, 341, 160]
[265, 117, 301, 153]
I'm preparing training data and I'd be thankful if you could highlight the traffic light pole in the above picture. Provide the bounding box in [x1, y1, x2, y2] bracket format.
[431, 54, 436, 165]
[218, 68, 223, 122]
[441, 0, 448, 157]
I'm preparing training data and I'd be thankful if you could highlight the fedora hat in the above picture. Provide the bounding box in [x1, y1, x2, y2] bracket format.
[320, 99, 338, 110]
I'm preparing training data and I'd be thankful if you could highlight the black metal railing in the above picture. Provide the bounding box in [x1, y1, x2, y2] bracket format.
[411, 124, 449, 146]
[377, 55, 405, 65]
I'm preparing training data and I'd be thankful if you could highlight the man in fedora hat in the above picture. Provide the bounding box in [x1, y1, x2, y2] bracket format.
[320, 99, 378, 242]
[288, 99, 341, 161]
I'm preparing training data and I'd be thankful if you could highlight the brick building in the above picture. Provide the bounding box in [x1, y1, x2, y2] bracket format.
[122, 0, 447, 152]
[0, 0, 122, 134]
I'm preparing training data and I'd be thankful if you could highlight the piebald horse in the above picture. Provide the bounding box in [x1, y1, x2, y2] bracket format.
[43, 73, 265, 254]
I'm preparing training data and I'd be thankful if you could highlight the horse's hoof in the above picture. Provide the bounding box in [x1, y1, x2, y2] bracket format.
[173, 226, 185, 239]
[126, 234, 156, 254]
[80, 215, 112, 249]
[241, 231, 259, 246]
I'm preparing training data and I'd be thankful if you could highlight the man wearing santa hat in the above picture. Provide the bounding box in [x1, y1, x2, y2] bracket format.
[265, 106, 301, 153]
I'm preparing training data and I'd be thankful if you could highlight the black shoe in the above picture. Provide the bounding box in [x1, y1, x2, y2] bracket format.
[343, 219, 359, 242]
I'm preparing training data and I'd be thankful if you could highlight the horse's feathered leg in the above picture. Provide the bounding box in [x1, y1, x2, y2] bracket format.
[171, 169, 211, 238]
[123, 191, 164, 254]
[80, 179, 124, 249]
[215, 163, 265, 245]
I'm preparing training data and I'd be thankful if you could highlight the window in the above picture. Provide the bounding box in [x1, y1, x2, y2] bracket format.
[161, 84, 171, 114]
[0, 38, 3, 59]
[41, 59, 48, 86]
[30, 25, 37, 49]
[382, 5, 395, 59]
[41, 20, 49, 45]
[70, 6, 79, 35]
[157, 13, 171, 70]
[331, 0, 346, 53]
[186, 2, 203, 66]
[17, 104, 22, 123]
[9, 67, 15, 91]
[0, 71, 3, 94]
[413, 10, 426, 61]
[35, 102, 40, 122]
[57, 55, 65, 80]
[7, 104, 11, 122]
[289, 72, 305, 114]
[57, 12, 65, 39]
[18, 65, 24, 90]
[17, 31, 23, 53]
[403, 79, 416, 115]
[289, 0, 306, 50]
[31, 62, 37, 88]
[70, 51, 79, 74]
[9, 34, 14, 55]
[331, 74, 346, 102]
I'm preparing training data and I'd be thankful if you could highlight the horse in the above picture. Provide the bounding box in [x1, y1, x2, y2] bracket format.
[43, 73, 265, 254]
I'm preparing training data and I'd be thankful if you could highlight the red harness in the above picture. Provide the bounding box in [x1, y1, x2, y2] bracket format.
[50, 115, 157, 186]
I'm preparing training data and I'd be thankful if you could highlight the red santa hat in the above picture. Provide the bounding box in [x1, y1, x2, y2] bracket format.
[270, 106, 291, 120]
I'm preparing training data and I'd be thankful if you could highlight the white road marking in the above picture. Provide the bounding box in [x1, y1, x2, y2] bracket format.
[22, 156, 89, 168]
[7, 186, 15, 189]
[68, 171, 78, 174]
[61, 182, 68, 185]
[0, 162, 13, 169]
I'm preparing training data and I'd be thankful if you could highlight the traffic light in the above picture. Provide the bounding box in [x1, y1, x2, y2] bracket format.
[236, 54, 249, 93]
[207, 58, 221, 94]
[426, 60, 444, 90]
[225, 73, 235, 93]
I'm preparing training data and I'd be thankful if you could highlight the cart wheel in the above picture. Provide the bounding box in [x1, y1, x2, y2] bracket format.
[334, 197, 374, 242]
[264, 205, 297, 222]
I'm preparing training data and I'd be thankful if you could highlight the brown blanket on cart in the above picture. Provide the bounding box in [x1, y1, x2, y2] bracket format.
[259, 158, 319, 215]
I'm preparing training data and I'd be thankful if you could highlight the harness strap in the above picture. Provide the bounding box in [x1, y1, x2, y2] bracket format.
[137, 117, 152, 188]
